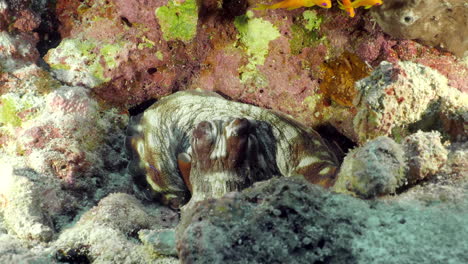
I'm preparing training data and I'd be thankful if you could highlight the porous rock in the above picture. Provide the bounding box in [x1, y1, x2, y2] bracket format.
[0, 233, 56, 264]
[438, 89, 468, 142]
[177, 177, 366, 264]
[353, 61, 457, 143]
[333, 136, 407, 198]
[139, 228, 178, 257]
[53, 192, 179, 263]
[177, 177, 468, 264]
[402, 131, 448, 184]
[372, 0, 468, 57]
[0, 161, 55, 242]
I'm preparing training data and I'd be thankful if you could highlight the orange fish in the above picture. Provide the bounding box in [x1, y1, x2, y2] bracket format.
[338, 0, 356, 17]
[352, 0, 383, 9]
[254, 0, 332, 10]
[338, 0, 383, 17]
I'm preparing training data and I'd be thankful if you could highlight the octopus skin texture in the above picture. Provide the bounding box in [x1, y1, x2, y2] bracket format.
[125, 90, 339, 208]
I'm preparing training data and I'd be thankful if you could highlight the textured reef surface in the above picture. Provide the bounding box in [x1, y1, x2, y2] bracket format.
[0, 0, 467, 263]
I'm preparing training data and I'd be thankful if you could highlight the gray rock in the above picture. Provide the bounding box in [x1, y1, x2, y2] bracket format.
[402, 131, 448, 184]
[139, 228, 178, 257]
[177, 178, 367, 264]
[177, 177, 468, 264]
[333, 136, 408, 198]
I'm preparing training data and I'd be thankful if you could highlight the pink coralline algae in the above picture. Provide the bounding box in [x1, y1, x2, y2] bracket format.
[42, 0, 466, 134]
[46, 0, 200, 106]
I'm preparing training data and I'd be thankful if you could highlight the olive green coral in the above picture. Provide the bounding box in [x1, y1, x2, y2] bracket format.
[234, 11, 280, 86]
[155, 0, 199, 42]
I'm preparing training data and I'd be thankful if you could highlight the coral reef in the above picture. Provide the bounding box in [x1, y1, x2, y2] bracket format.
[39, 0, 467, 130]
[0, 233, 55, 264]
[126, 90, 338, 207]
[0, 0, 466, 262]
[46, 0, 200, 105]
[177, 177, 468, 264]
[1, 85, 129, 193]
[333, 131, 462, 198]
[372, 0, 468, 57]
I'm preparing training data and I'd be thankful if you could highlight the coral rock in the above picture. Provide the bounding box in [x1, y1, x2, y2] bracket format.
[0, 162, 55, 242]
[333, 136, 408, 198]
[353, 61, 453, 143]
[402, 131, 448, 184]
[53, 193, 178, 263]
[177, 177, 468, 263]
[139, 228, 178, 257]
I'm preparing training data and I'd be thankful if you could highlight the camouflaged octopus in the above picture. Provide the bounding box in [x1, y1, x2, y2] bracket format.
[126, 91, 339, 208]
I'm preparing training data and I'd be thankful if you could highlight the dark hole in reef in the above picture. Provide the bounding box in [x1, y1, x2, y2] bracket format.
[317, 238, 326, 248]
[34, 1, 62, 57]
[404, 16, 412, 23]
[315, 124, 356, 163]
[213, 90, 234, 100]
[120, 16, 132, 27]
[128, 228, 141, 239]
[128, 98, 158, 116]
[147, 68, 158, 75]
[259, 89, 264, 93]
[221, 0, 249, 20]
[55, 245, 91, 264]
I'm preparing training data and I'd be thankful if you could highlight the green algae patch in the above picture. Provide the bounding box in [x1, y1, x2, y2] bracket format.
[290, 10, 324, 55]
[0, 94, 37, 128]
[234, 12, 280, 86]
[155, 0, 198, 42]
[303, 10, 322, 31]
[45, 38, 126, 87]
[156, 51, 164, 60]
[234, 14, 280, 68]
[137, 36, 156, 50]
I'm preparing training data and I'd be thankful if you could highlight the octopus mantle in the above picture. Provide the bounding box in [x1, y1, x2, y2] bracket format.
[126, 91, 338, 208]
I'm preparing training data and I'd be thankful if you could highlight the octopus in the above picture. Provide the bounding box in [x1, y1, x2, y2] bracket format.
[126, 90, 339, 208]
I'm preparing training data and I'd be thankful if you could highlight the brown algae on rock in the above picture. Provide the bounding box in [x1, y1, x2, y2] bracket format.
[319, 51, 371, 107]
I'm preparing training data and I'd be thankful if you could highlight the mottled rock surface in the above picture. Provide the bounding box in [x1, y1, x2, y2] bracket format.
[53, 193, 179, 263]
[0, 0, 467, 263]
[333, 136, 407, 198]
[353, 61, 464, 143]
[372, 0, 468, 57]
[402, 131, 448, 184]
[177, 177, 468, 264]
